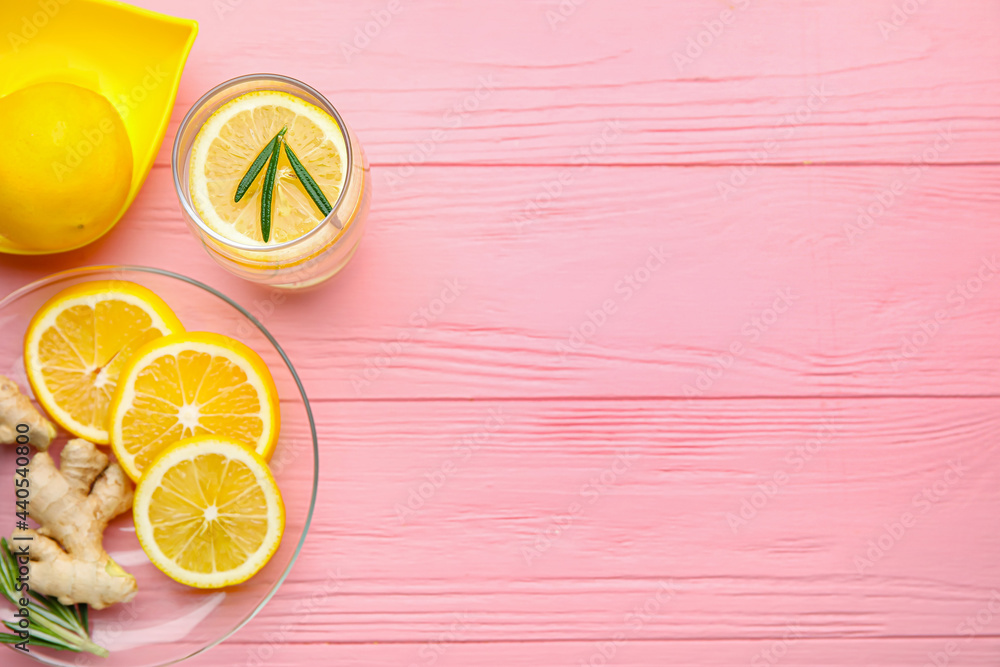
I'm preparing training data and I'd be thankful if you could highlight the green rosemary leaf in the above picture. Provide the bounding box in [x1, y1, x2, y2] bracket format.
[36, 593, 83, 632]
[0, 628, 73, 651]
[0, 538, 107, 656]
[33, 589, 77, 624]
[2, 622, 78, 651]
[26, 597, 82, 634]
[283, 143, 339, 227]
[234, 134, 278, 203]
[77, 602, 88, 632]
[259, 127, 286, 243]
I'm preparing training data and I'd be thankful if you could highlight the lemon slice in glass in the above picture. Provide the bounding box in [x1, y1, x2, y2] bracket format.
[188, 90, 347, 245]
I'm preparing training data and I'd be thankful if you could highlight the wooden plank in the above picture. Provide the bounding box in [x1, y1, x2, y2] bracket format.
[7, 396, 995, 662]
[60, 397, 995, 645]
[125, 0, 1000, 167]
[175, 637, 1000, 667]
[14, 636, 1000, 667]
[12, 395, 996, 667]
[5, 164, 997, 399]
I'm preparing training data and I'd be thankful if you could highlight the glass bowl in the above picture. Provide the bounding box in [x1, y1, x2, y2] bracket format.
[0, 266, 318, 666]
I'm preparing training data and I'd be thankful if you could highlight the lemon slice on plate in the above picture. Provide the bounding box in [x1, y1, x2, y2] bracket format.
[189, 90, 347, 245]
[133, 435, 285, 588]
[109, 331, 280, 481]
[23, 280, 184, 443]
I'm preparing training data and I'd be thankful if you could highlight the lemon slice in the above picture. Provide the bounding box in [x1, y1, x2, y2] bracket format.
[23, 281, 184, 443]
[108, 331, 280, 481]
[189, 90, 347, 245]
[133, 435, 285, 588]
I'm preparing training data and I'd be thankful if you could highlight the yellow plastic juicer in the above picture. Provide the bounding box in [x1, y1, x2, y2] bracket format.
[0, 0, 197, 254]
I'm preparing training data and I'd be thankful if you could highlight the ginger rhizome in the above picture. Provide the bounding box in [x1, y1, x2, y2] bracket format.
[0, 374, 55, 450]
[14, 438, 137, 609]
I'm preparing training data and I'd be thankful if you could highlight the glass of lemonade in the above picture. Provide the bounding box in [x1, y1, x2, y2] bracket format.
[172, 74, 370, 288]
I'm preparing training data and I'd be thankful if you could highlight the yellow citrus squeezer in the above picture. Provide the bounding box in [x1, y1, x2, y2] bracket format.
[0, 0, 197, 254]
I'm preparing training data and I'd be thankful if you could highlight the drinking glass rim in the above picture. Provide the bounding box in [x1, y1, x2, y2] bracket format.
[171, 73, 355, 253]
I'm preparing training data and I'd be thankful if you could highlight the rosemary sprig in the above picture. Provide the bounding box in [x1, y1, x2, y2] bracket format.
[0, 538, 108, 656]
[259, 127, 286, 243]
[234, 134, 279, 203]
[284, 144, 338, 213]
[235, 126, 339, 243]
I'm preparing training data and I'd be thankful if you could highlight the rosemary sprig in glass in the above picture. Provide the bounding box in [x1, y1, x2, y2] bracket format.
[0, 538, 108, 657]
[234, 132, 281, 203]
[284, 143, 332, 217]
[235, 127, 340, 243]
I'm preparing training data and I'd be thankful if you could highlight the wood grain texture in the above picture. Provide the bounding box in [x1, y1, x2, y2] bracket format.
[17, 398, 1000, 664]
[3, 0, 999, 665]
[137, 639, 1000, 667]
[144, 0, 1000, 167]
[177, 398, 1000, 643]
[6, 164, 1000, 399]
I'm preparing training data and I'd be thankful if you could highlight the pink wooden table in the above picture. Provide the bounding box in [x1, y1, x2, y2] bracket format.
[6, 0, 1000, 664]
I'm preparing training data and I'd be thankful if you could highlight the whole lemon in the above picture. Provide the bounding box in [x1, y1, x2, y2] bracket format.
[0, 82, 133, 252]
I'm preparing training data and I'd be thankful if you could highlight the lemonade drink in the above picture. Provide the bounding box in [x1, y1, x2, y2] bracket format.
[172, 75, 370, 288]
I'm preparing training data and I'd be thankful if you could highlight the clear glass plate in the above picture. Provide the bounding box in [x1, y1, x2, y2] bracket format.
[0, 266, 318, 666]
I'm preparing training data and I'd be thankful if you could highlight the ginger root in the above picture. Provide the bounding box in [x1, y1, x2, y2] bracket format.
[0, 375, 55, 450]
[14, 439, 137, 609]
